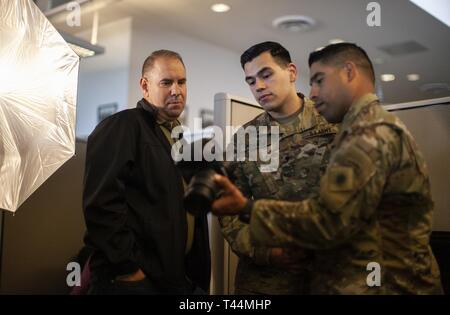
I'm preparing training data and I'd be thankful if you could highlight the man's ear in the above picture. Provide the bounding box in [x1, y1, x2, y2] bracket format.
[140, 77, 149, 97]
[344, 61, 357, 82]
[288, 63, 298, 83]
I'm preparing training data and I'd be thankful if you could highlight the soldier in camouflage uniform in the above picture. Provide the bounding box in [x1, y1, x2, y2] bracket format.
[219, 42, 337, 294]
[213, 43, 443, 294]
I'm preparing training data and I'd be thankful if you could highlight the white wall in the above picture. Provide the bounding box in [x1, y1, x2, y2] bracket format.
[127, 19, 252, 128]
[76, 67, 129, 137]
[75, 17, 132, 138]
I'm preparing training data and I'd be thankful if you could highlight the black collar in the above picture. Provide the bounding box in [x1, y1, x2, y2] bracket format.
[136, 98, 158, 119]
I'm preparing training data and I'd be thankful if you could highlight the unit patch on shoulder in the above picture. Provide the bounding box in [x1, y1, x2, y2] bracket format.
[328, 166, 355, 192]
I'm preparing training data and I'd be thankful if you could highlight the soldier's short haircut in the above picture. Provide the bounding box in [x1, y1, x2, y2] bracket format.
[240, 41, 292, 69]
[308, 43, 375, 84]
[142, 50, 185, 76]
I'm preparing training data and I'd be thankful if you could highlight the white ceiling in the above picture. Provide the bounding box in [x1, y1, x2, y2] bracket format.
[50, 0, 450, 104]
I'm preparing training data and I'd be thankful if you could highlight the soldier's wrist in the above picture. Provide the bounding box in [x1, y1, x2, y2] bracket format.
[238, 199, 254, 224]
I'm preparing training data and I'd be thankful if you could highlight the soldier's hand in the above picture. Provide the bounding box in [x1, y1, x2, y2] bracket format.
[269, 248, 307, 273]
[212, 174, 248, 215]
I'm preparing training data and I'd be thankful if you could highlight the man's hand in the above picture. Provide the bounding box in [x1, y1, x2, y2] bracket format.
[115, 268, 146, 282]
[212, 175, 248, 215]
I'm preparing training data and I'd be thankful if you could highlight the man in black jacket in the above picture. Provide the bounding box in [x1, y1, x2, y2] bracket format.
[83, 50, 210, 294]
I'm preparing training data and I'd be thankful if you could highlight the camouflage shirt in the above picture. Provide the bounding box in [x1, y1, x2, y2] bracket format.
[220, 94, 337, 294]
[249, 93, 443, 294]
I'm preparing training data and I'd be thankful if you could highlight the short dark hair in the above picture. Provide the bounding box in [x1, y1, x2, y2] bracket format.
[308, 43, 375, 84]
[142, 49, 185, 76]
[240, 41, 292, 69]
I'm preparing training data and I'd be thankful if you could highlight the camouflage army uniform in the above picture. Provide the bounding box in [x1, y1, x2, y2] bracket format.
[220, 94, 337, 294]
[249, 93, 443, 294]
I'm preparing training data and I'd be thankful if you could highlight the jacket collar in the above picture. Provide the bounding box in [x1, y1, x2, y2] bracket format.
[331, 93, 379, 149]
[137, 98, 158, 119]
[137, 98, 182, 130]
[136, 98, 177, 156]
[256, 93, 325, 136]
[340, 93, 379, 132]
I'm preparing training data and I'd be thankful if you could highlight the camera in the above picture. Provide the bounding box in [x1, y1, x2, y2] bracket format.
[175, 138, 227, 216]
[178, 160, 227, 216]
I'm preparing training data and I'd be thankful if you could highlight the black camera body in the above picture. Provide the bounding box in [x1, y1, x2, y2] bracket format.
[177, 159, 227, 216]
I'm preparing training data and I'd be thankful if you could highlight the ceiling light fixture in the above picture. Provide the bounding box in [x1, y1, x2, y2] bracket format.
[272, 15, 316, 32]
[381, 74, 396, 82]
[407, 74, 421, 81]
[211, 3, 231, 13]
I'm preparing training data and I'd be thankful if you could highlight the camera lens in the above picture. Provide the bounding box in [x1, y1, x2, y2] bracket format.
[184, 169, 219, 216]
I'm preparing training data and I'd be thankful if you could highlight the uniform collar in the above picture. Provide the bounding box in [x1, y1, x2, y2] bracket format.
[340, 93, 379, 132]
[258, 93, 321, 134]
[278, 94, 322, 135]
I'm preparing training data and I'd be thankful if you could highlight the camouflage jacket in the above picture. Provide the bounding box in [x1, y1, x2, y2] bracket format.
[249, 94, 443, 294]
[220, 94, 337, 294]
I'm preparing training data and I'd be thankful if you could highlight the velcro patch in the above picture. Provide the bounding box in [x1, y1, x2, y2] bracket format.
[328, 166, 355, 192]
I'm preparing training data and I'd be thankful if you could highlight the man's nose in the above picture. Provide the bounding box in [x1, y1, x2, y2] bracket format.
[255, 78, 266, 92]
[171, 83, 181, 95]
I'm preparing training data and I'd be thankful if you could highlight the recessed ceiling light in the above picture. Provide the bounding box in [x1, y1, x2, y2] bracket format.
[407, 74, 420, 81]
[381, 74, 396, 82]
[272, 15, 316, 32]
[211, 3, 231, 13]
[329, 38, 345, 44]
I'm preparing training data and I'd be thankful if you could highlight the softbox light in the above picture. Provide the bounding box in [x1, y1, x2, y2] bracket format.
[0, 0, 79, 212]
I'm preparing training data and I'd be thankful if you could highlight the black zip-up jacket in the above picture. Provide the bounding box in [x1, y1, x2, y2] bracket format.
[83, 99, 210, 293]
